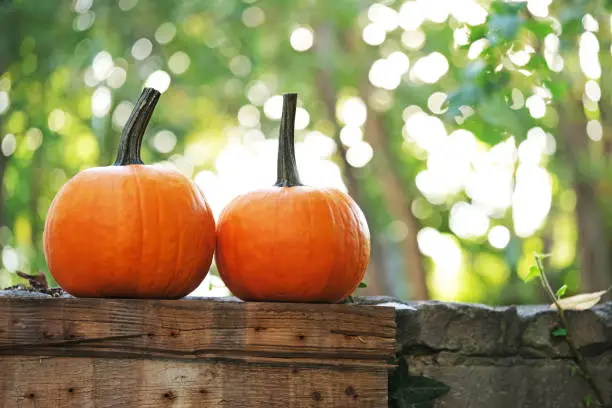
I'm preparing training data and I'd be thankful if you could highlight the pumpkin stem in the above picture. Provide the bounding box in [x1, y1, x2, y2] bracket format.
[275, 93, 303, 187]
[114, 87, 161, 166]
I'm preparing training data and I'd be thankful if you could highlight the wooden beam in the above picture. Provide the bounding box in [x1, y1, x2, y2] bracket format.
[0, 297, 396, 407]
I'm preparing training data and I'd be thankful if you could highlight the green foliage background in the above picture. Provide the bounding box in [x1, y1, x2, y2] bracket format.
[1, 0, 611, 304]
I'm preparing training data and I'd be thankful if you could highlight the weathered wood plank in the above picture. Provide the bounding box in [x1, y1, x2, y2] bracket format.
[0, 356, 388, 408]
[0, 297, 394, 407]
[0, 297, 395, 366]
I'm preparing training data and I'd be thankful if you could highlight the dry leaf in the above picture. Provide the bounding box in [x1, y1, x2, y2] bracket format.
[16, 271, 49, 290]
[551, 289, 610, 310]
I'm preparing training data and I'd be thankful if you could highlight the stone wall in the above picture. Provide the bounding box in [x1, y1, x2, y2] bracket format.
[366, 298, 612, 408]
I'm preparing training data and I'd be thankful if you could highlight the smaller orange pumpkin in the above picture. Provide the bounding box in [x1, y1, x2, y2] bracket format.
[43, 88, 216, 298]
[215, 93, 370, 303]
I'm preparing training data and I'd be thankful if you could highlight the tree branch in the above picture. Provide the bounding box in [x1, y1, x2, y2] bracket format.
[534, 255, 609, 407]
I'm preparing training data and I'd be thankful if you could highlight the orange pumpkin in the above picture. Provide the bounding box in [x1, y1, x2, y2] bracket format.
[43, 88, 215, 298]
[215, 93, 370, 302]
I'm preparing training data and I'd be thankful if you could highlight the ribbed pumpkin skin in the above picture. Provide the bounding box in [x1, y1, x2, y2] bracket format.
[215, 186, 370, 302]
[43, 165, 216, 299]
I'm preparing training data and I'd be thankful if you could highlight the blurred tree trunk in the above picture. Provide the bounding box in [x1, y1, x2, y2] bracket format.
[0, 4, 9, 238]
[28, 121, 45, 255]
[337, 30, 428, 300]
[314, 25, 387, 295]
[0, 152, 6, 230]
[314, 24, 429, 299]
[0, 0, 18, 239]
[558, 102, 612, 294]
[361, 111, 429, 300]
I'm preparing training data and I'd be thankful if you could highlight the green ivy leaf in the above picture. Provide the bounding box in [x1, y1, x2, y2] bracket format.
[464, 60, 487, 81]
[358, 282, 367, 288]
[543, 79, 569, 100]
[583, 394, 594, 407]
[570, 364, 578, 377]
[551, 327, 568, 337]
[561, 19, 582, 39]
[525, 54, 548, 73]
[560, 4, 585, 24]
[468, 24, 487, 43]
[556, 284, 568, 299]
[491, 1, 527, 15]
[402, 402, 434, 408]
[390, 358, 450, 408]
[487, 13, 524, 45]
[445, 84, 482, 119]
[524, 19, 554, 39]
[525, 265, 540, 282]
[477, 95, 527, 139]
[559, 5, 585, 39]
[391, 377, 450, 407]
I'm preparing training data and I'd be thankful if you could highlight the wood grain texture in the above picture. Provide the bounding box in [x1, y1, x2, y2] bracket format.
[0, 297, 395, 407]
[0, 356, 388, 408]
[0, 297, 395, 364]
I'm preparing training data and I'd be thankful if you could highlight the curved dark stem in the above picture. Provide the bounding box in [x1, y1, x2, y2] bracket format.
[114, 87, 161, 166]
[275, 93, 302, 187]
[535, 255, 609, 407]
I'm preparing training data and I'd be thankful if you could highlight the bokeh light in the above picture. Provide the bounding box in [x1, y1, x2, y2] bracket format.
[131, 38, 153, 60]
[290, 27, 314, 52]
[1, 134, 16, 157]
[155, 22, 176, 44]
[363, 24, 386, 46]
[488, 226, 511, 249]
[0, 0, 604, 306]
[339, 97, 367, 127]
[0, 92, 9, 114]
[92, 86, 112, 117]
[243, 7, 265, 28]
[145, 70, 171, 93]
[168, 52, 190, 75]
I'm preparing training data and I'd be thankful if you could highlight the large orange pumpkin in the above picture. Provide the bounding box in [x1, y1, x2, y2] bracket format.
[43, 88, 215, 298]
[215, 93, 370, 302]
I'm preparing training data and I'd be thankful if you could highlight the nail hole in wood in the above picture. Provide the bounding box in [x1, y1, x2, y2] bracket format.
[344, 386, 355, 396]
[42, 331, 54, 339]
[199, 389, 208, 394]
[147, 333, 155, 338]
[254, 326, 265, 332]
[163, 391, 177, 400]
[170, 331, 179, 337]
[27, 393, 35, 399]
[297, 334, 305, 341]
[291, 367, 298, 374]
[68, 388, 74, 393]
[312, 391, 322, 401]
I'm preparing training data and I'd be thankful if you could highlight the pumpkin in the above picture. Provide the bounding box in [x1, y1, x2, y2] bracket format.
[215, 93, 370, 302]
[43, 88, 216, 298]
